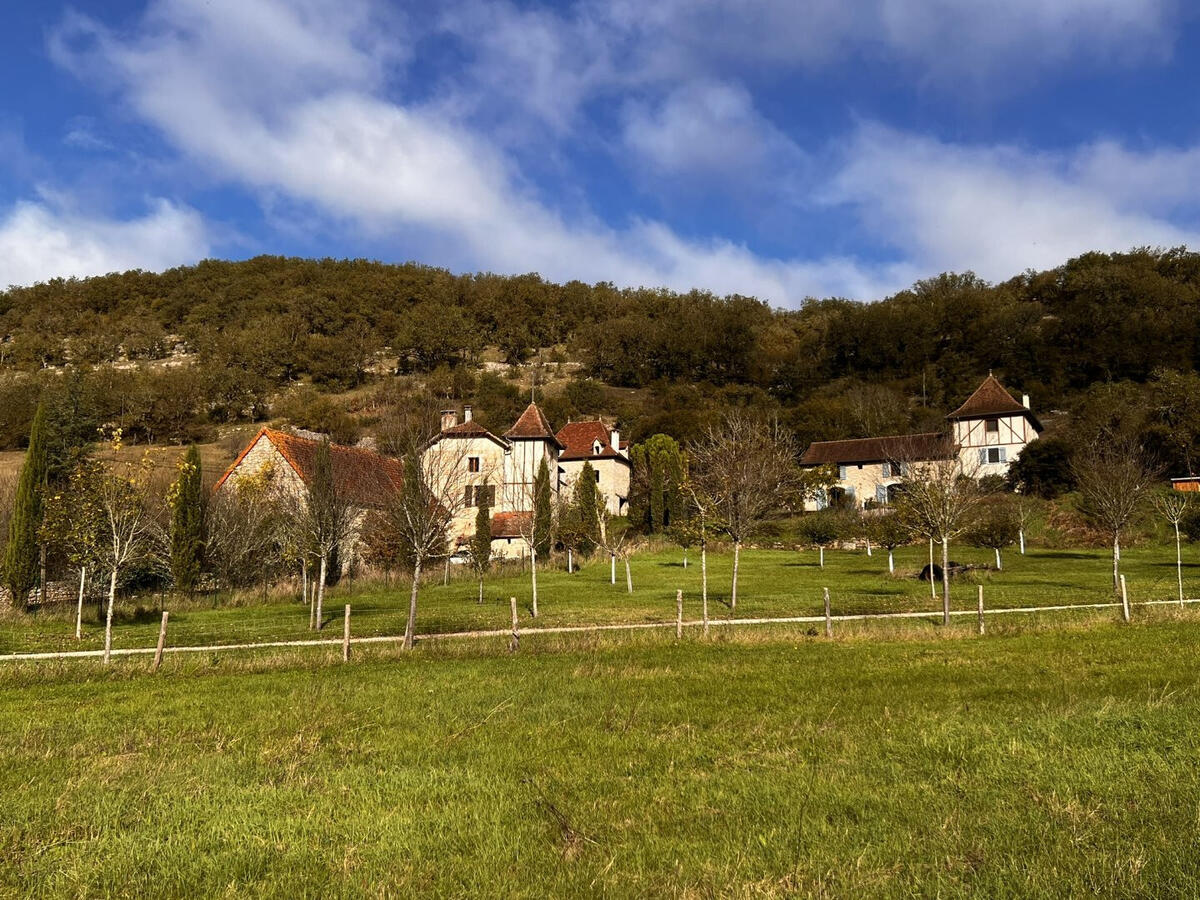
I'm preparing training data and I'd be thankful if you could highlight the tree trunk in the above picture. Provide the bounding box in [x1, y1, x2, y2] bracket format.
[75, 566, 86, 640]
[404, 557, 421, 650]
[610, 552, 616, 585]
[995, 547, 1002, 571]
[941, 536, 951, 626]
[701, 540, 708, 635]
[929, 538, 936, 599]
[443, 555, 449, 586]
[866, 539, 872, 557]
[39, 544, 46, 606]
[478, 578, 484, 604]
[530, 546, 539, 618]
[1175, 522, 1185, 606]
[315, 553, 327, 631]
[625, 558, 633, 594]
[819, 546, 824, 568]
[301, 558, 308, 605]
[567, 548, 573, 573]
[887, 548, 894, 574]
[731, 540, 741, 610]
[1019, 528, 1025, 555]
[103, 566, 117, 666]
[1112, 534, 1121, 594]
[683, 550, 688, 569]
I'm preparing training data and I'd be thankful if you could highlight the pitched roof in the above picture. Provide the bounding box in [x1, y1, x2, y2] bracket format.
[800, 432, 955, 466]
[438, 418, 509, 448]
[504, 402, 563, 447]
[947, 375, 1040, 430]
[490, 511, 531, 539]
[555, 420, 630, 464]
[215, 427, 404, 507]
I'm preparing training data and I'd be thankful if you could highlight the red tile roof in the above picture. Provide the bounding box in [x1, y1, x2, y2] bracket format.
[800, 432, 955, 466]
[555, 420, 630, 463]
[504, 402, 563, 446]
[439, 419, 509, 447]
[490, 511, 532, 539]
[947, 375, 1036, 423]
[215, 428, 404, 508]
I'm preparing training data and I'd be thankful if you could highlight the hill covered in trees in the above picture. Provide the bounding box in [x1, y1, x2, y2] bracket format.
[2, 248, 1199, 475]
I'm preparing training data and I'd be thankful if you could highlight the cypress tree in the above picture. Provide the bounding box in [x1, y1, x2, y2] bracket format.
[533, 457, 553, 558]
[169, 445, 205, 594]
[470, 479, 492, 601]
[575, 461, 600, 555]
[5, 402, 49, 608]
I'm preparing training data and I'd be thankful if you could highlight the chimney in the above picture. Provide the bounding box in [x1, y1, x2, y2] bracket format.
[440, 409, 457, 431]
[611, 427, 621, 453]
[1021, 393, 1031, 409]
[463, 405, 473, 423]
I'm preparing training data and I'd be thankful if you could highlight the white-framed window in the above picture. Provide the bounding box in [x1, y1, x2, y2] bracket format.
[838, 464, 848, 480]
[876, 484, 888, 504]
[882, 462, 891, 478]
[978, 447, 1007, 465]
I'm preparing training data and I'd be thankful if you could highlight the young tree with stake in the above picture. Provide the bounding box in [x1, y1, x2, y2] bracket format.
[1153, 489, 1191, 606]
[967, 496, 1020, 571]
[895, 452, 984, 625]
[690, 412, 801, 609]
[300, 439, 358, 630]
[1073, 438, 1157, 593]
[40, 456, 105, 639]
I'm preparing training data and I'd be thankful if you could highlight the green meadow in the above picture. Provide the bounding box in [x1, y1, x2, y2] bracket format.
[3, 615, 1200, 897]
[0, 542, 1194, 656]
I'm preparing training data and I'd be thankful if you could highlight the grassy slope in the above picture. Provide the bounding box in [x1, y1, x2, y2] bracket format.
[3, 621, 1200, 897]
[2, 542, 1195, 656]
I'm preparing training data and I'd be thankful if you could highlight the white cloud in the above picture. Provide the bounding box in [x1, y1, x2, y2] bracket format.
[0, 198, 210, 287]
[621, 81, 805, 181]
[828, 122, 1200, 281]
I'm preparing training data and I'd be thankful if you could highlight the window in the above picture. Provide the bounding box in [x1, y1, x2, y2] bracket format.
[881, 462, 891, 478]
[467, 457, 480, 473]
[838, 464, 848, 480]
[595, 470, 601, 483]
[985, 418, 999, 434]
[876, 484, 888, 504]
[979, 447, 1007, 465]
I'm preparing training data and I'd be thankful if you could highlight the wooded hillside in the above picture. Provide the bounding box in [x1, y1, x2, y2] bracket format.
[2, 247, 1199, 472]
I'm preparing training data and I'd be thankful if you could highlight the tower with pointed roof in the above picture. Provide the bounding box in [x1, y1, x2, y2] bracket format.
[502, 402, 563, 511]
[947, 374, 1043, 478]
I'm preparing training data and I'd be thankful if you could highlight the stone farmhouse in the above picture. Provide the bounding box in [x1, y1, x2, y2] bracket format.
[213, 427, 405, 566]
[422, 402, 630, 559]
[800, 374, 1043, 509]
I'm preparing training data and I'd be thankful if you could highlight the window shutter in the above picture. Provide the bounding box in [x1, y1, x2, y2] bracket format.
[882, 462, 891, 478]
[838, 464, 848, 480]
[978, 449, 987, 465]
[876, 484, 887, 504]
[999, 447, 1007, 463]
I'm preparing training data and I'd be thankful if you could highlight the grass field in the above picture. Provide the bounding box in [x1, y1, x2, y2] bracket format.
[1, 541, 1195, 657]
[3, 617, 1200, 897]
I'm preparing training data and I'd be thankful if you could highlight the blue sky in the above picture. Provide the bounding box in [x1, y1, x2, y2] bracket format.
[2, 0, 1199, 305]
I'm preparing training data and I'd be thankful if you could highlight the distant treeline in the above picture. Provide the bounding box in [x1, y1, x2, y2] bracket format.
[2, 249, 1200, 471]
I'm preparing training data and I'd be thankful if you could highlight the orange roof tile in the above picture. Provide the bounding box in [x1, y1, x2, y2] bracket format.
[504, 402, 562, 446]
[555, 420, 629, 463]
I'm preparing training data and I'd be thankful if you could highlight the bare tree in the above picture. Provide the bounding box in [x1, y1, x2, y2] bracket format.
[690, 412, 801, 609]
[966, 495, 1020, 571]
[1073, 439, 1157, 593]
[291, 439, 359, 631]
[384, 418, 476, 650]
[895, 454, 985, 625]
[208, 468, 288, 594]
[1153, 489, 1191, 606]
[94, 435, 163, 664]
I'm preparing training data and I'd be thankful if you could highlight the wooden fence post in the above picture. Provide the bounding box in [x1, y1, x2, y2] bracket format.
[676, 589, 683, 639]
[1120, 575, 1130, 623]
[152, 611, 169, 672]
[343, 604, 351, 662]
[977, 584, 984, 636]
[823, 587, 832, 638]
[509, 596, 519, 653]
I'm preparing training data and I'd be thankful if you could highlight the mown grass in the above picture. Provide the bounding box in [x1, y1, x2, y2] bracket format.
[2, 617, 1200, 897]
[1, 541, 1195, 656]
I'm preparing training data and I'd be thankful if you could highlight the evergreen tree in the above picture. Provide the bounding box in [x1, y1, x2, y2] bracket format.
[630, 434, 686, 532]
[470, 479, 492, 602]
[169, 445, 206, 594]
[533, 457, 553, 558]
[574, 461, 601, 556]
[5, 401, 49, 608]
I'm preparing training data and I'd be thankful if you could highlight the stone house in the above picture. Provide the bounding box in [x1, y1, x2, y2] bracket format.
[801, 374, 1043, 510]
[555, 419, 631, 516]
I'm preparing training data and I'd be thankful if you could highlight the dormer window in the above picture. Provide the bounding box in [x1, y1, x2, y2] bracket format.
[592, 440, 603, 455]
